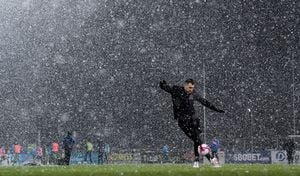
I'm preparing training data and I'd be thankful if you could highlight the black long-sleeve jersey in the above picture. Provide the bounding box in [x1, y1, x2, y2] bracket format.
[160, 81, 224, 120]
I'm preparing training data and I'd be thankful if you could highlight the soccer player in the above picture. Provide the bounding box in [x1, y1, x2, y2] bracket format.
[210, 137, 221, 166]
[159, 79, 224, 167]
[62, 132, 75, 165]
[84, 139, 94, 164]
[284, 139, 295, 164]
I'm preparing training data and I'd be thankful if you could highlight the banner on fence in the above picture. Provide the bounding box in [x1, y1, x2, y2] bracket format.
[226, 150, 271, 164]
[271, 150, 300, 164]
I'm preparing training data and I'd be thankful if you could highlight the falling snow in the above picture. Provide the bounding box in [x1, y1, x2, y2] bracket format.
[0, 0, 298, 155]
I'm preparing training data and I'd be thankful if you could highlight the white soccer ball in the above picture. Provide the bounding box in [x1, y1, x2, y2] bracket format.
[198, 144, 211, 155]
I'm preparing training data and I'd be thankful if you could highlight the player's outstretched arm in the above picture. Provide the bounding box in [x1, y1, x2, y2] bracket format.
[159, 80, 172, 93]
[194, 94, 225, 113]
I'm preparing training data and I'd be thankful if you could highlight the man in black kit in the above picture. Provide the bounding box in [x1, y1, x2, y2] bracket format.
[159, 79, 224, 168]
[284, 139, 295, 164]
[62, 132, 75, 165]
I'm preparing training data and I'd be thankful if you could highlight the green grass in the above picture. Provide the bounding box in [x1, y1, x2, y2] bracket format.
[0, 164, 299, 176]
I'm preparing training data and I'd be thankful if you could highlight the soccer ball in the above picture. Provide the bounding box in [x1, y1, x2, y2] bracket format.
[198, 144, 211, 155]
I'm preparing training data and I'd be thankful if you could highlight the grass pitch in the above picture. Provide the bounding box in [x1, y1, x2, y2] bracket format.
[0, 164, 299, 176]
